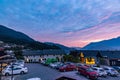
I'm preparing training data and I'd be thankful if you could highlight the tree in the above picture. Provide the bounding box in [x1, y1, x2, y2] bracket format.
[96, 51, 102, 58]
[14, 48, 24, 60]
[62, 50, 81, 63]
[96, 51, 103, 66]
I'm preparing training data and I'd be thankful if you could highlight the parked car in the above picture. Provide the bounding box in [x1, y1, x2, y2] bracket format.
[78, 66, 98, 79]
[2, 66, 28, 76]
[55, 63, 64, 70]
[92, 67, 107, 77]
[112, 66, 120, 72]
[64, 62, 75, 65]
[44, 58, 58, 66]
[49, 62, 63, 68]
[59, 64, 76, 72]
[41, 60, 45, 65]
[103, 66, 119, 76]
[16, 60, 25, 64]
[76, 63, 85, 67]
[27, 77, 41, 80]
[10, 63, 24, 67]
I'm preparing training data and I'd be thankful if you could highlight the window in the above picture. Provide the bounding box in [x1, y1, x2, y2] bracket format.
[92, 68, 97, 71]
[13, 68, 21, 70]
[104, 68, 109, 70]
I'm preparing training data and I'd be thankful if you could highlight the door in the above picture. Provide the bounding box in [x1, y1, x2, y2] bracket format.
[12, 67, 22, 74]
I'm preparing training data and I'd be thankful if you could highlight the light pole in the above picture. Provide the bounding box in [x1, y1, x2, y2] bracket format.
[11, 61, 14, 80]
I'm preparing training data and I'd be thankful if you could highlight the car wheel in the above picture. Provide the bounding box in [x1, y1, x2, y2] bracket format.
[5, 73, 10, 76]
[20, 71, 25, 74]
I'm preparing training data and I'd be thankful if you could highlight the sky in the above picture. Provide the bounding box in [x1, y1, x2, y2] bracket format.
[0, 0, 120, 47]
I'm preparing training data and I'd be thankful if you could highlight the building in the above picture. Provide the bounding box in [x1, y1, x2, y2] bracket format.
[78, 50, 120, 66]
[22, 50, 66, 63]
[79, 52, 95, 65]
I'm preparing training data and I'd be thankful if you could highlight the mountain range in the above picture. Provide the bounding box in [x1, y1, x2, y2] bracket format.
[0, 25, 60, 50]
[83, 37, 120, 50]
[0, 25, 120, 50]
[45, 42, 78, 53]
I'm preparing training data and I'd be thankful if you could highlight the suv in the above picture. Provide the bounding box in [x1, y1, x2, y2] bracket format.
[2, 66, 28, 76]
[78, 66, 98, 79]
[103, 66, 119, 76]
[92, 67, 107, 77]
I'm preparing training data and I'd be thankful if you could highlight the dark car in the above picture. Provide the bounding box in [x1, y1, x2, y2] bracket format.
[78, 66, 98, 80]
[59, 64, 76, 72]
[112, 66, 120, 72]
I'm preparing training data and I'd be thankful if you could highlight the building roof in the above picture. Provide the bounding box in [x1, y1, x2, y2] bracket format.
[78, 50, 120, 59]
[22, 50, 66, 56]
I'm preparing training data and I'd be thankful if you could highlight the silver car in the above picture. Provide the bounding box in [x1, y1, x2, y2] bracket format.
[92, 67, 107, 77]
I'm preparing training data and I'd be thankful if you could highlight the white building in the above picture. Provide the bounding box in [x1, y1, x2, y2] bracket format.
[22, 50, 66, 63]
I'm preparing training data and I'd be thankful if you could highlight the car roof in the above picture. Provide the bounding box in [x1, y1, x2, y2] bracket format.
[80, 66, 89, 69]
[103, 66, 113, 69]
[92, 67, 103, 69]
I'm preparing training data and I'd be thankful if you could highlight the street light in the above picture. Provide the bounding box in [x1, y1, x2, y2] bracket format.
[11, 62, 14, 80]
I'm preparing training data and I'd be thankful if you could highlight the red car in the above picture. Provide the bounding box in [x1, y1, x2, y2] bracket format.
[59, 64, 76, 72]
[78, 66, 98, 80]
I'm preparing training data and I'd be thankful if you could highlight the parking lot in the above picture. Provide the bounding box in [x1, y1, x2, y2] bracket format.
[6, 63, 120, 80]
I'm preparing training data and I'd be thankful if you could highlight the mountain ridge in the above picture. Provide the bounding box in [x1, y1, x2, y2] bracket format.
[83, 37, 120, 50]
[0, 25, 60, 50]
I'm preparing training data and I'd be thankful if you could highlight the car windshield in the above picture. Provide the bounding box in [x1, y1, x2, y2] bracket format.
[111, 69, 116, 71]
[99, 69, 104, 72]
[87, 68, 94, 72]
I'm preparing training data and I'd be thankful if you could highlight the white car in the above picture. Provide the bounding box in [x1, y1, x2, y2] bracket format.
[10, 60, 25, 67]
[103, 66, 119, 76]
[92, 67, 107, 77]
[10, 63, 24, 67]
[49, 62, 62, 68]
[2, 66, 28, 76]
[41, 60, 45, 65]
[16, 60, 25, 66]
[49, 63, 57, 68]
[27, 77, 41, 80]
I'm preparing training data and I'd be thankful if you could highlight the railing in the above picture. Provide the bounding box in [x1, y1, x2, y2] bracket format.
[0, 55, 16, 80]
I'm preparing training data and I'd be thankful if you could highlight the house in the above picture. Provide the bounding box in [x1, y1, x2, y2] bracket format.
[78, 50, 120, 66]
[22, 50, 66, 63]
[79, 52, 95, 65]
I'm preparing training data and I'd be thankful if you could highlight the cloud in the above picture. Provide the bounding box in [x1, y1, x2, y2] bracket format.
[0, 0, 120, 47]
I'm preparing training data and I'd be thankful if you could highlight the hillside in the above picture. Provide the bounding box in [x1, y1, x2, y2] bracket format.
[83, 37, 120, 50]
[0, 25, 60, 50]
[45, 42, 76, 53]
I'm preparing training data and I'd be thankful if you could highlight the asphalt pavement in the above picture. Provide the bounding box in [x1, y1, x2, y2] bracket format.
[3, 63, 120, 80]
